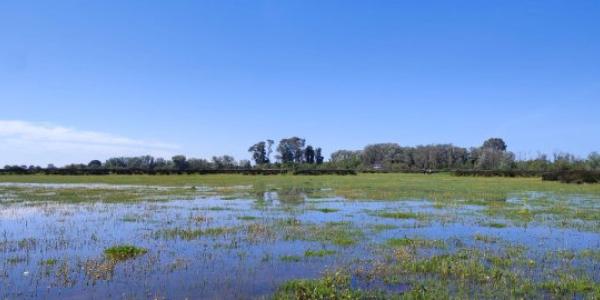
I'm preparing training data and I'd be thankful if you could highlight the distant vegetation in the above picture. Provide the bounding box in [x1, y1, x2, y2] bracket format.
[2, 137, 599, 181]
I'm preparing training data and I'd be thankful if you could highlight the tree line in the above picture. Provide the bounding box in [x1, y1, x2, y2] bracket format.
[2, 137, 599, 174]
[329, 138, 600, 172]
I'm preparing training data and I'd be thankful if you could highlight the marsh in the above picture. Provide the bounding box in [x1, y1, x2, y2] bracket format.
[0, 174, 599, 299]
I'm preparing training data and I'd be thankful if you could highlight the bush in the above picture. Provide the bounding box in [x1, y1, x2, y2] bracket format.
[542, 171, 600, 184]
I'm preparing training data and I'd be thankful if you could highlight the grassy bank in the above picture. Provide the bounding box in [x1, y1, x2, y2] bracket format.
[1, 173, 599, 197]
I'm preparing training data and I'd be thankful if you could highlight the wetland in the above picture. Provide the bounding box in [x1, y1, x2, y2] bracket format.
[0, 174, 599, 299]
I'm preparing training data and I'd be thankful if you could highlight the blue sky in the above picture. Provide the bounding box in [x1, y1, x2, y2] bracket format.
[1, 1, 599, 166]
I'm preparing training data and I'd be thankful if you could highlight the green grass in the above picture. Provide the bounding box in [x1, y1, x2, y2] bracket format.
[283, 221, 363, 247]
[40, 258, 57, 266]
[273, 272, 367, 299]
[280, 255, 302, 262]
[2, 173, 599, 203]
[158, 226, 237, 240]
[370, 224, 398, 233]
[103, 245, 147, 261]
[386, 237, 446, 248]
[378, 211, 422, 219]
[304, 249, 336, 257]
[480, 222, 507, 228]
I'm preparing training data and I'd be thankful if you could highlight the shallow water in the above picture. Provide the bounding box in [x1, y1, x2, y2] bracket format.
[0, 184, 599, 299]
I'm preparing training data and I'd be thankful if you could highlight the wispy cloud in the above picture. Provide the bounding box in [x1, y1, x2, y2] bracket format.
[0, 120, 180, 166]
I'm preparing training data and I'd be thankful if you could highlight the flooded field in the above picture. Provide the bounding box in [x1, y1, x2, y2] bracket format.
[1, 174, 600, 299]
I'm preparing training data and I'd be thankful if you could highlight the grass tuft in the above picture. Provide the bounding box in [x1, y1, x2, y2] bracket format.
[104, 245, 147, 261]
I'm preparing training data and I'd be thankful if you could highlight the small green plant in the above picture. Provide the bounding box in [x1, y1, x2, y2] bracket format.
[104, 245, 147, 260]
[40, 258, 58, 266]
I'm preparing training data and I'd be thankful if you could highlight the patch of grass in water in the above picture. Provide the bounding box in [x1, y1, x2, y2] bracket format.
[304, 249, 336, 257]
[541, 274, 597, 295]
[120, 214, 142, 222]
[7, 256, 26, 264]
[312, 208, 339, 213]
[40, 258, 58, 266]
[378, 211, 423, 220]
[204, 226, 237, 236]
[104, 245, 147, 261]
[280, 255, 302, 262]
[474, 234, 499, 243]
[206, 206, 229, 211]
[283, 221, 362, 247]
[273, 272, 366, 299]
[158, 226, 237, 240]
[237, 215, 258, 221]
[580, 249, 600, 261]
[481, 222, 507, 228]
[386, 237, 446, 249]
[370, 224, 398, 233]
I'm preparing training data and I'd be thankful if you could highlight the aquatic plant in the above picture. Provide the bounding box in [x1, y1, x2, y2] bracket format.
[103, 245, 147, 260]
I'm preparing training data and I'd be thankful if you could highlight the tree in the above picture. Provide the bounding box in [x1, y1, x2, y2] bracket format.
[330, 150, 361, 168]
[362, 143, 401, 168]
[587, 152, 600, 170]
[188, 158, 211, 170]
[248, 141, 268, 165]
[482, 138, 507, 152]
[239, 159, 252, 169]
[172, 155, 188, 170]
[88, 160, 102, 169]
[276, 137, 306, 164]
[212, 155, 236, 169]
[266, 140, 274, 162]
[304, 145, 315, 164]
[315, 147, 324, 165]
[474, 138, 513, 170]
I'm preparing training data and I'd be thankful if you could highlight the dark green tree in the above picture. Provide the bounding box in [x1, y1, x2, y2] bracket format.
[88, 160, 102, 169]
[248, 141, 268, 165]
[304, 145, 315, 164]
[482, 138, 507, 151]
[277, 137, 305, 164]
[315, 147, 324, 164]
[172, 155, 188, 170]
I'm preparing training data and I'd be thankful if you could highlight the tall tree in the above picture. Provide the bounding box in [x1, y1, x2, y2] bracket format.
[276, 137, 305, 164]
[315, 147, 324, 165]
[266, 139, 274, 163]
[212, 155, 236, 169]
[172, 155, 188, 170]
[248, 141, 268, 165]
[588, 152, 600, 170]
[304, 145, 315, 164]
[88, 160, 102, 169]
[482, 138, 507, 151]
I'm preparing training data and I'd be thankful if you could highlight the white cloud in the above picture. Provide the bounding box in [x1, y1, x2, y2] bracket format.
[0, 120, 180, 166]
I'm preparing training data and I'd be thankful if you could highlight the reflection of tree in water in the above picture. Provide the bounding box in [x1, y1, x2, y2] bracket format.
[274, 186, 307, 203]
[252, 183, 326, 208]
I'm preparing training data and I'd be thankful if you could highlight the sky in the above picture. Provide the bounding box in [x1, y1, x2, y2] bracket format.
[1, 1, 599, 166]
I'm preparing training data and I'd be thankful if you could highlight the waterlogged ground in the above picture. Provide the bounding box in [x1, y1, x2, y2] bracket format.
[0, 174, 600, 299]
